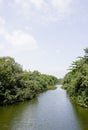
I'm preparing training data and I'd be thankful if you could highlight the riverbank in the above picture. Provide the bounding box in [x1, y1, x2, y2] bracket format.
[0, 57, 59, 106]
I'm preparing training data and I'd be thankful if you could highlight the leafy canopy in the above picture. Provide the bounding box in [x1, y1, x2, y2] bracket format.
[62, 48, 88, 107]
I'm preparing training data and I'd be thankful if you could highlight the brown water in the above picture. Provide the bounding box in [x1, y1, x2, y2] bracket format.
[0, 86, 88, 130]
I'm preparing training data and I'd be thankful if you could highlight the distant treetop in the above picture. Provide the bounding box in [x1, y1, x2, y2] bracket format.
[84, 48, 88, 57]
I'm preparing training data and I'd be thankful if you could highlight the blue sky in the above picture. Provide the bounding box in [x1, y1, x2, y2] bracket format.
[0, 0, 88, 78]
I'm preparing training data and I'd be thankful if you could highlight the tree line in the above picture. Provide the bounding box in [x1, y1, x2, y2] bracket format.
[0, 57, 58, 105]
[62, 48, 88, 107]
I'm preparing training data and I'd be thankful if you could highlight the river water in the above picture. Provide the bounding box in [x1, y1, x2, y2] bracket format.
[0, 86, 88, 130]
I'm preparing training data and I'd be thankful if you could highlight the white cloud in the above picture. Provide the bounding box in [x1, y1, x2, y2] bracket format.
[0, 17, 38, 51]
[14, 0, 73, 22]
[51, 0, 72, 13]
[15, 0, 44, 10]
[30, 0, 44, 10]
[6, 30, 37, 51]
[0, 17, 5, 25]
[15, 0, 30, 11]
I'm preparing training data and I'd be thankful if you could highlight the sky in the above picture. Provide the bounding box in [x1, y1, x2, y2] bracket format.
[0, 0, 88, 78]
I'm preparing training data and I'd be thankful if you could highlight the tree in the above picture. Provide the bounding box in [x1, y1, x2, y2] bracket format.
[62, 48, 88, 107]
[0, 57, 58, 105]
[84, 48, 88, 57]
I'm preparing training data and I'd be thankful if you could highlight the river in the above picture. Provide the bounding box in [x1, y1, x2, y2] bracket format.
[0, 85, 88, 130]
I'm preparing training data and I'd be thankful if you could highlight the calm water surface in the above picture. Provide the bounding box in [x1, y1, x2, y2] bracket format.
[0, 85, 88, 130]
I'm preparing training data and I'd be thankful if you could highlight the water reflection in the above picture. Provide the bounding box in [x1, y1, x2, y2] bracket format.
[71, 100, 88, 130]
[0, 86, 88, 130]
[0, 99, 37, 130]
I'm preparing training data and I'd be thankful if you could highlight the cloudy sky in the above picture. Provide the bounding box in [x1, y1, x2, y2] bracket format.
[0, 0, 88, 78]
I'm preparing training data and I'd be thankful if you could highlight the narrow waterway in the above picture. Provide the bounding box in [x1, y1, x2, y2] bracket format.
[0, 86, 88, 130]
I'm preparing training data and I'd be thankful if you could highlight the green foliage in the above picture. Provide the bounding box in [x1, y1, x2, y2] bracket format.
[84, 48, 88, 57]
[62, 48, 88, 108]
[0, 57, 58, 105]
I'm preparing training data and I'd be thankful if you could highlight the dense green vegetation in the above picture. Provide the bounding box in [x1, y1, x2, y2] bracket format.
[0, 57, 58, 105]
[62, 48, 88, 107]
